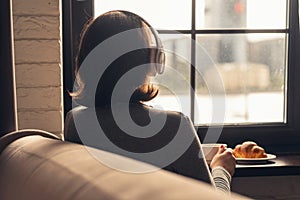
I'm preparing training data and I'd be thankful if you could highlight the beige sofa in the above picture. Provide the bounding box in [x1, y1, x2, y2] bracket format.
[0, 130, 249, 200]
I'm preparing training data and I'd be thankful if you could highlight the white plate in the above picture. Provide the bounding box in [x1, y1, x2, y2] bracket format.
[235, 154, 276, 164]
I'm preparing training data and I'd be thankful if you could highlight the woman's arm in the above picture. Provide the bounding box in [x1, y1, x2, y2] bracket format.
[163, 115, 214, 184]
[164, 114, 235, 193]
[210, 146, 236, 193]
[211, 166, 232, 193]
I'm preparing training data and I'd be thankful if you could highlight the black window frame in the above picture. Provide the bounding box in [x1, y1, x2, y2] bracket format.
[62, 0, 300, 153]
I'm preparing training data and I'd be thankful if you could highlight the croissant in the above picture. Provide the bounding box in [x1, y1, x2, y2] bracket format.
[233, 141, 267, 158]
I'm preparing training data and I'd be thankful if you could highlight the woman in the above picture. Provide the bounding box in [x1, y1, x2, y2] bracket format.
[64, 10, 235, 193]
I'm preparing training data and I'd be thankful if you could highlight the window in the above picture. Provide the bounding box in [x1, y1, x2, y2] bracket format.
[63, 0, 300, 151]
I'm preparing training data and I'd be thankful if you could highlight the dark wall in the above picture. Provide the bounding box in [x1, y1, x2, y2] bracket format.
[0, 0, 17, 135]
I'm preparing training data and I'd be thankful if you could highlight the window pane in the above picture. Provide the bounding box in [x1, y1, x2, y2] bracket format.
[94, 0, 191, 29]
[147, 34, 191, 117]
[196, 0, 287, 29]
[194, 34, 286, 124]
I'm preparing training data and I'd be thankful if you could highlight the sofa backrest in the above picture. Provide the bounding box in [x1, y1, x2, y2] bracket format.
[0, 130, 249, 200]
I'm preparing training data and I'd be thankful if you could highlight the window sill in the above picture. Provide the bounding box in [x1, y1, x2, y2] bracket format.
[234, 155, 300, 177]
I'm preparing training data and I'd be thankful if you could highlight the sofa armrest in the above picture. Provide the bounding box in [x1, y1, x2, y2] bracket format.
[0, 129, 60, 153]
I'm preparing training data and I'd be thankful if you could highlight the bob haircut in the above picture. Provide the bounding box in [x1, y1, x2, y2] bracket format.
[71, 10, 160, 107]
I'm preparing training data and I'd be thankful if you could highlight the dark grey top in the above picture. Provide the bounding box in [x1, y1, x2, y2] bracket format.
[64, 103, 214, 184]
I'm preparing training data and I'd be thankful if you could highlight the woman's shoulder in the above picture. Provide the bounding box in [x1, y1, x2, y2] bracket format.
[140, 103, 188, 118]
[67, 103, 190, 122]
[68, 105, 88, 112]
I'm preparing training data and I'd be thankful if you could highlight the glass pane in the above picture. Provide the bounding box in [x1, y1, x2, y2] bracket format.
[194, 33, 286, 125]
[196, 0, 287, 29]
[147, 34, 191, 117]
[94, 0, 191, 29]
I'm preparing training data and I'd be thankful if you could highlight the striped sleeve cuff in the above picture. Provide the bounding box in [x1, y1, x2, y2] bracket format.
[211, 166, 232, 193]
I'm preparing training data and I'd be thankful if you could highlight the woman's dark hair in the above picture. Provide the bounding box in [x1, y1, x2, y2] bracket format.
[71, 10, 159, 107]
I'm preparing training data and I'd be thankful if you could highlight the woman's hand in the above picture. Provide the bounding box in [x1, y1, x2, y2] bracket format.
[210, 145, 236, 176]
